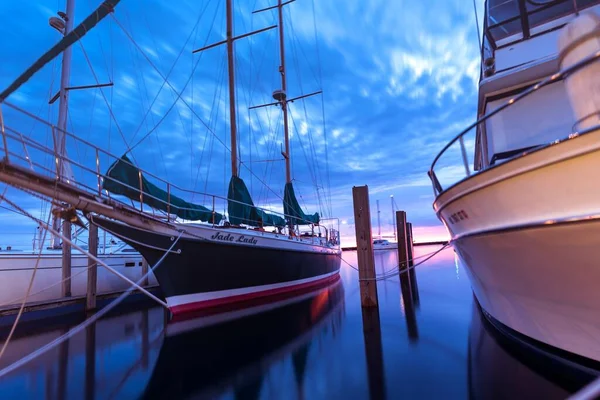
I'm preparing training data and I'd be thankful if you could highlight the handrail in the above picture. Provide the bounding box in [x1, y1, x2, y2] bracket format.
[0, 102, 330, 230]
[429, 49, 600, 196]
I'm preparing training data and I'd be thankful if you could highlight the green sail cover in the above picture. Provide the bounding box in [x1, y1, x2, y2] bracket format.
[227, 176, 285, 227]
[103, 155, 222, 223]
[283, 182, 320, 225]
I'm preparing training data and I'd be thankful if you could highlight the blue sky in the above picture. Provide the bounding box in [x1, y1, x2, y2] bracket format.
[0, 0, 484, 246]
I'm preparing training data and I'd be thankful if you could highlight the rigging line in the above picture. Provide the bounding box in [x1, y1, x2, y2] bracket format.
[108, 12, 114, 154]
[0, 256, 118, 309]
[289, 110, 321, 210]
[253, 93, 278, 205]
[472, 0, 482, 61]
[0, 230, 183, 379]
[140, 9, 192, 177]
[115, 14, 297, 215]
[84, 79, 99, 160]
[111, 12, 227, 153]
[123, 9, 170, 180]
[288, 10, 326, 216]
[1, 193, 168, 309]
[310, 0, 332, 217]
[192, 54, 226, 202]
[199, 54, 226, 204]
[126, 1, 211, 146]
[257, 113, 282, 206]
[76, 41, 136, 164]
[0, 204, 51, 363]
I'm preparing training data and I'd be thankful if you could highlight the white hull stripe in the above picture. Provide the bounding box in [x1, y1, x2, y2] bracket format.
[165, 270, 340, 308]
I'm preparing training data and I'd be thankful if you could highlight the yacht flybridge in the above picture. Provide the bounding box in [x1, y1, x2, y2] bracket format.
[429, 1, 600, 363]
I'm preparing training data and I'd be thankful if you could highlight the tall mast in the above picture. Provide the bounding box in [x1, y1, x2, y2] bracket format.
[51, 0, 75, 248]
[226, 0, 239, 177]
[277, 0, 292, 184]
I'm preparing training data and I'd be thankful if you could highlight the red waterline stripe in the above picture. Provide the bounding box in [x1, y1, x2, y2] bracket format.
[170, 273, 341, 316]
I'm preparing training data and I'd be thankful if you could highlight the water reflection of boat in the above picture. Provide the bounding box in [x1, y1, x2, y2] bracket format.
[468, 299, 598, 399]
[0, 301, 165, 399]
[142, 277, 345, 399]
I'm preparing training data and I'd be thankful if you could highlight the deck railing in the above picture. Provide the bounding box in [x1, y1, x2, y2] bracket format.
[0, 101, 337, 244]
[484, 0, 599, 48]
[428, 49, 600, 197]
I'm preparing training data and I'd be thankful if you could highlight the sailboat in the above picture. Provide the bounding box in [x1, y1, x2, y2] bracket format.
[0, 0, 146, 309]
[373, 197, 398, 251]
[0, 0, 340, 315]
[92, 2, 341, 314]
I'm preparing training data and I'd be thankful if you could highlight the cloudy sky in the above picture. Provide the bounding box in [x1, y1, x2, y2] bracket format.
[0, 0, 484, 246]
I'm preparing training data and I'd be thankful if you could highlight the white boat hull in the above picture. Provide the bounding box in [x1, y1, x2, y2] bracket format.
[0, 252, 154, 308]
[373, 243, 398, 251]
[434, 129, 600, 363]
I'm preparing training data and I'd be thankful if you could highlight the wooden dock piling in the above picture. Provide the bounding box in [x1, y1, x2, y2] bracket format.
[61, 220, 72, 297]
[85, 323, 96, 400]
[361, 306, 386, 398]
[352, 185, 378, 307]
[86, 223, 98, 311]
[406, 222, 420, 306]
[395, 211, 414, 307]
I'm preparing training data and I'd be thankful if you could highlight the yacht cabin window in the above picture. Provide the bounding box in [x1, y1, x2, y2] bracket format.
[483, 80, 575, 165]
[486, 0, 600, 45]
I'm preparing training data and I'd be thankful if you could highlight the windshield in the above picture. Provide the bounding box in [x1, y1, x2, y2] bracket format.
[486, 0, 600, 44]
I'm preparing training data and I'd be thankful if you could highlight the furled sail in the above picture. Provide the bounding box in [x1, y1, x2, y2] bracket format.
[283, 182, 319, 225]
[103, 155, 222, 223]
[227, 176, 285, 227]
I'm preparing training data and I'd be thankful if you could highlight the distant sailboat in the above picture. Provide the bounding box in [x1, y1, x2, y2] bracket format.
[373, 197, 398, 251]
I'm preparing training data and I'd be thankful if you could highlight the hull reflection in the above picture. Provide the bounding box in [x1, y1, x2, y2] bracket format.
[143, 276, 345, 399]
[468, 299, 598, 399]
[0, 302, 165, 399]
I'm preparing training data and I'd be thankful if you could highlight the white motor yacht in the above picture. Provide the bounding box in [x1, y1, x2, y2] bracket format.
[429, 1, 600, 363]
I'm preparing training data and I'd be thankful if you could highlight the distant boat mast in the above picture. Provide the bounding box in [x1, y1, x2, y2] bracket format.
[376, 199, 381, 239]
[391, 195, 396, 241]
[50, 0, 75, 249]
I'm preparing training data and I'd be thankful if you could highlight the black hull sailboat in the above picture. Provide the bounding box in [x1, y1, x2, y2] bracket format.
[141, 277, 344, 399]
[0, 0, 341, 317]
[87, 0, 342, 315]
[93, 216, 341, 315]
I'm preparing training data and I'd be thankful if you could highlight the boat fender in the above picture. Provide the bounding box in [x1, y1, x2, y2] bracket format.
[557, 13, 600, 131]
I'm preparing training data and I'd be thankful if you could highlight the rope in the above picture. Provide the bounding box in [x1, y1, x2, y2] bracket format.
[0, 202, 51, 363]
[0, 259, 146, 309]
[339, 243, 451, 281]
[0, 231, 183, 379]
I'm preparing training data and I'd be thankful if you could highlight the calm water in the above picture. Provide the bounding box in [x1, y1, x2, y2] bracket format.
[0, 246, 592, 399]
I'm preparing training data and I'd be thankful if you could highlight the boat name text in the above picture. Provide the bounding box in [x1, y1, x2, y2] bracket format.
[448, 210, 469, 224]
[210, 232, 258, 245]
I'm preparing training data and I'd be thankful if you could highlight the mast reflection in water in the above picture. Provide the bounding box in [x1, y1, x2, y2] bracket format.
[143, 277, 345, 399]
